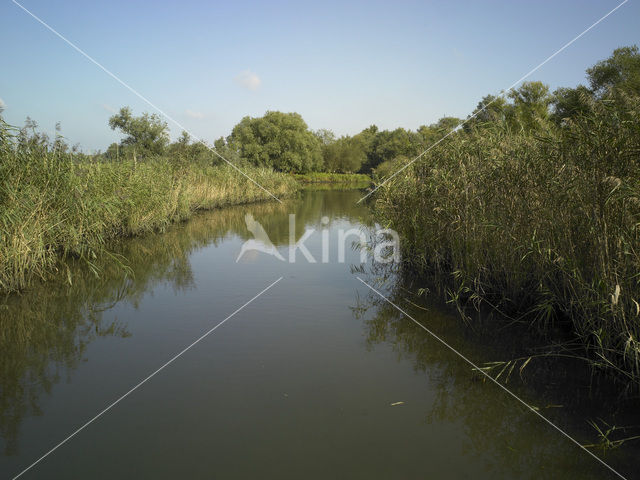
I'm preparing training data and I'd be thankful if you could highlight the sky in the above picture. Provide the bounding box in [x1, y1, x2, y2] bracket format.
[0, 0, 639, 152]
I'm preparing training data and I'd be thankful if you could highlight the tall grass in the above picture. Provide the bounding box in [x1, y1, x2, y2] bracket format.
[0, 119, 298, 293]
[376, 92, 640, 387]
[293, 171, 371, 185]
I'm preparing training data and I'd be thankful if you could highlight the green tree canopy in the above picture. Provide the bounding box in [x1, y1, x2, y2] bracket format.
[507, 81, 552, 132]
[229, 111, 322, 173]
[314, 128, 336, 146]
[108, 107, 170, 158]
[360, 127, 420, 172]
[551, 85, 593, 124]
[587, 45, 640, 97]
[322, 136, 367, 173]
[420, 116, 464, 143]
[464, 95, 510, 131]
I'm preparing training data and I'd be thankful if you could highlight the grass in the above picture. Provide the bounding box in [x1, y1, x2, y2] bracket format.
[375, 92, 640, 388]
[0, 119, 298, 293]
[293, 172, 371, 185]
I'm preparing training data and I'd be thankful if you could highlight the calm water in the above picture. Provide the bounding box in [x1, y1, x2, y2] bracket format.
[1, 189, 638, 479]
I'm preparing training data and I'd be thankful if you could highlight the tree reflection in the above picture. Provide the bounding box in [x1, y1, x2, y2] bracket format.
[0, 188, 372, 455]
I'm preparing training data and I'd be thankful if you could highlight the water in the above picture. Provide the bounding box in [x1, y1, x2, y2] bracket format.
[1, 189, 638, 479]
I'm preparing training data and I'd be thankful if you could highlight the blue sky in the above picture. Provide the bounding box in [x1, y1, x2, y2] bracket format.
[1, 0, 638, 152]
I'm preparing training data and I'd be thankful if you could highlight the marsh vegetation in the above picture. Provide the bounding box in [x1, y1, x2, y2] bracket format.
[375, 46, 640, 389]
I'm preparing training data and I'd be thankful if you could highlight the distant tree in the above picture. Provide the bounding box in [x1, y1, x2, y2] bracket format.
[463, 95, 511, 131]
[361, 128, 418, 173]
[177, 130, 190, 146]
[587, 45, 640, 97]
[432, 116, 462, 132]
[105, 142, 120, 160]
[211, 136, 241, 165]
[358, 125, 379, 143]
[416, 124, 434, 143]
[353, 125, 378, 160]
[229, 111, 322, 173]
[373, 155, 408, 180]
[166, 130, 190, 162]
[314, 128, 336, 146]
[108, 107, 169, 158]
[550, 85, 593, 124]
[508, 81, 552, 132]
[214, 136, 226, 151]
[323, 136, 366, 173]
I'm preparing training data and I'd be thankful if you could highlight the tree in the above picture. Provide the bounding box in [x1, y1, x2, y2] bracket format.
[550, 85, 593, 124]
[229, 111, 322, 173]
[464, 95, 511, 131]
[373, 155, 408, 181]
[314, 128, 335, 146]
[108, 107, 169, 158]
[177, 130, 191, 146]
[361, 128, 418, 173]
[587, 45, 640, 97]
[432, 116, 462, 132]
[507, 81, 552, 132]
[323, 136, 366, 173]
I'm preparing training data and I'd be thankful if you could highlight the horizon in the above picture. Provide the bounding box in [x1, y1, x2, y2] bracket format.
[1, 0, 639, 152]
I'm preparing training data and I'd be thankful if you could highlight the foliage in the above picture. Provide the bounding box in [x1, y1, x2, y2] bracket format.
[293, 172, 371, 185]
[507, 81, 553, 132]
[375, 83, 640, 387]
[587, 45, 640, 97]
[322, 136, 367, 173]
[373, 156, 407, 181]
[228, 111, 322, 173]
[360, 128, 420, 173]
[108, 107, 170, 158]
[0, 118, 297, 293]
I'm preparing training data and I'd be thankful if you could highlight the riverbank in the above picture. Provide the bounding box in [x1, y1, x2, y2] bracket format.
[0, 143, 298, 293]
[7, 188, 631, 479]
[293, 172, 371, 185]
[375, 93, 640, 389]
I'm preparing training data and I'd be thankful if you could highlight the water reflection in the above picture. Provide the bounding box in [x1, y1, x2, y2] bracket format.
[0, 189, 371, 455]
[355, 271, 640, 479]
[6, 187, 637, 480]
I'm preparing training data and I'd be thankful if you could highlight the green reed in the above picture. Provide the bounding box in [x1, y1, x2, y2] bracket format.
[376, 93, 640, 387]
[0, 119, 298, 293]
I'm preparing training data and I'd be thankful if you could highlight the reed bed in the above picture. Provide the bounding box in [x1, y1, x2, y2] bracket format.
[293, 172, 371, 185]
[0, 120, 298, 293]
[376, 93, 640, 387]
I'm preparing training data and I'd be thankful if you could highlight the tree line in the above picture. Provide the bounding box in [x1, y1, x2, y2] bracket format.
[8, 45, 639, 177]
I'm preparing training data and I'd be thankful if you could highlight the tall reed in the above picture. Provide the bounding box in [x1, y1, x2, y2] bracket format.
[0, 119, 298, 293]
[376, 92, 640, 387]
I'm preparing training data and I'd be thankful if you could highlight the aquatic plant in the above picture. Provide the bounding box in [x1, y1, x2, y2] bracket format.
[0, 118, 298, 293]
[376, 91, 640, 387]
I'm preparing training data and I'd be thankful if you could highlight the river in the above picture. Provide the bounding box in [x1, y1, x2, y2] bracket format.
[1, 188, 638, 479]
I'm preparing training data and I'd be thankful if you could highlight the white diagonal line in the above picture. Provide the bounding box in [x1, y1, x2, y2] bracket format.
[11, 276, 283, 480]
[358, 0, 628, 203]
[356, 276, 627, 480]
[12, 0, 282, 204]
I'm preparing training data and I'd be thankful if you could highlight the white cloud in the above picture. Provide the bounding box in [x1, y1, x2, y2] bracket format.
[0, 97, 5, 109]
[234, 70, 261, 91]
[185, 109, 205, 119]
[102, 103, 116, 113]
